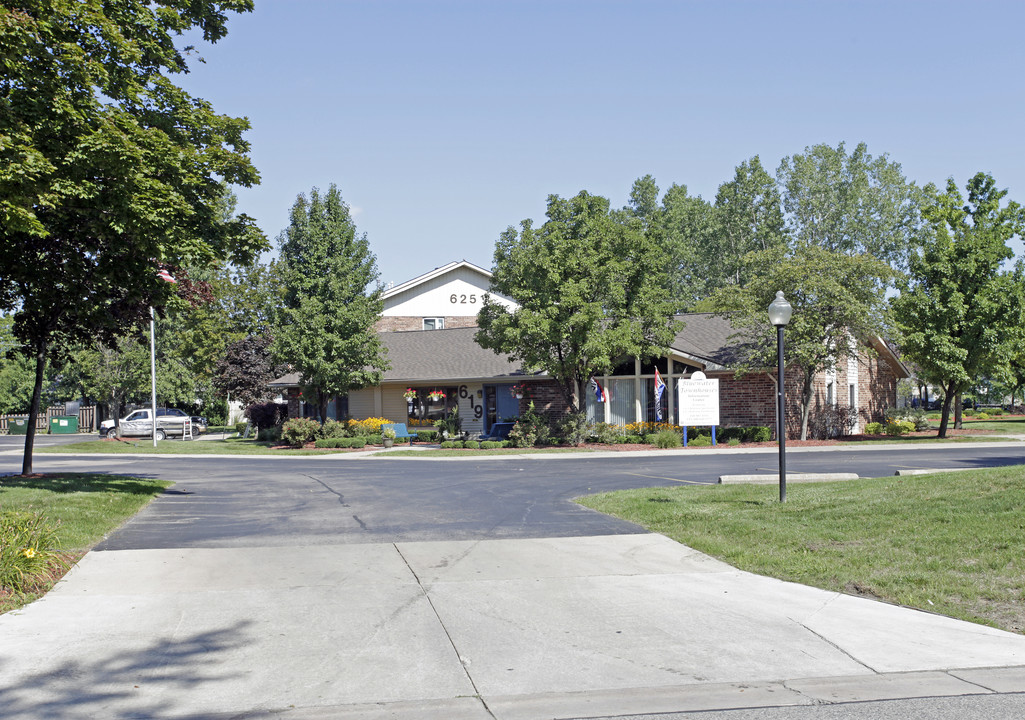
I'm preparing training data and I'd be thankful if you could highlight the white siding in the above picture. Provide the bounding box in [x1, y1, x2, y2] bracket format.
[383, 266, 515, 317]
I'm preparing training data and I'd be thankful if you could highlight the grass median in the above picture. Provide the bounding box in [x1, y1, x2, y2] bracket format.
[0, 473, 170, 613]
[578, 466, 1025, 634]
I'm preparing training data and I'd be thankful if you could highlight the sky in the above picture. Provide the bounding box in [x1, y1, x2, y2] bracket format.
[176, 0, 1025, 287]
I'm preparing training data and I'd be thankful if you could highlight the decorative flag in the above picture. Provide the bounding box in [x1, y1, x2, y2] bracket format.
[654, 368, 666, 421]
[157, 268, 176, 283]
[590, 377, 607, 402]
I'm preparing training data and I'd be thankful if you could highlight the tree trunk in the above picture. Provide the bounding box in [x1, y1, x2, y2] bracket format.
[954, 392, 963, 429]
[798, 368, 814, 441]
[22, 342, 48, 476]
[937, 384, 956, 438]
[318, 391, 328, 425]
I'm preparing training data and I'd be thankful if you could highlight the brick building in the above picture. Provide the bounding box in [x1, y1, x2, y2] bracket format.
[271, 262, 907, 438]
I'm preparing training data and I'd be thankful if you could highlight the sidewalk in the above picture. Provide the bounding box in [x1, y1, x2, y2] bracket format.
[1, 534, 1023, 719]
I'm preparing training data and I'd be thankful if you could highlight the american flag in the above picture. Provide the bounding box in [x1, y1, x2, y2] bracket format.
[157, 268, 176, 283]
[591, 377, 607, 402]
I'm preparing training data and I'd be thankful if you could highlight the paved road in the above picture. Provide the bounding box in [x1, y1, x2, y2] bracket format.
[3, 443, 1024, 549]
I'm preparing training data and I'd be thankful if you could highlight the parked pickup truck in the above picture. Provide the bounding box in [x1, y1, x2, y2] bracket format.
[100, 408, 193, 441]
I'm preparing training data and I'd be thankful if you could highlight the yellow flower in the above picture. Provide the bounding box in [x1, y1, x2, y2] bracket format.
[21, 547, 37, 559]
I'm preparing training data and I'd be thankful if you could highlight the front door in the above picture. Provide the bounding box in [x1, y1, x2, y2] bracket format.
[484, 385, 520, 432]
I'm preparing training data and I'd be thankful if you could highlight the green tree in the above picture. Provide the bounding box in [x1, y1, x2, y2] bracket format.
[0, 1, 266, 474]
[0, 316, 34, 415]
[213, 334, 285, 409]
[712, 243, 893, 440]
[777, 141, 924, 275]
[707, 156, 787, 287]
[477, 191, 682, 411]
[626, 176, 716, 311]
[891, 173, 1025, 438]
[273, 185, 388, 422]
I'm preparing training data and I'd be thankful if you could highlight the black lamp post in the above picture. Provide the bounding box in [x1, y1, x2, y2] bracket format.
[768, 291, 792, 502]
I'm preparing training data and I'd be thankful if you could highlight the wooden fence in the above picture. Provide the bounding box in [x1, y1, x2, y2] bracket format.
[0, 405, 97, 434]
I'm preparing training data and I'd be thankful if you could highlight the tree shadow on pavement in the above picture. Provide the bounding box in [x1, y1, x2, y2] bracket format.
[0, 620, 255, 719]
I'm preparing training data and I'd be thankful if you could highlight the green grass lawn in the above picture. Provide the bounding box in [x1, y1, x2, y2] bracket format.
[943, 417, 1025, 434]
[578, 466, 1025, 634]
[0, 473, 170, 613]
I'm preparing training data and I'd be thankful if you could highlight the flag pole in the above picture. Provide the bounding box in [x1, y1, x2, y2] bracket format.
[150, 306, 158, 448]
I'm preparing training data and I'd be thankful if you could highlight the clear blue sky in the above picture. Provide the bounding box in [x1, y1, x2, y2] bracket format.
[178, 0, 1025, 286]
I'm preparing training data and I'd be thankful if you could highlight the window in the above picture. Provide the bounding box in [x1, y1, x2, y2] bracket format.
[423, 317, 445, 330]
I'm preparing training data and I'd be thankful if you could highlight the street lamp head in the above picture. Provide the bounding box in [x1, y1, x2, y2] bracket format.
[768, 291, 792, 327]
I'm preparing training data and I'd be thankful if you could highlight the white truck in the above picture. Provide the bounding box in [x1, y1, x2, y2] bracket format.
[100, 408, 193, 441]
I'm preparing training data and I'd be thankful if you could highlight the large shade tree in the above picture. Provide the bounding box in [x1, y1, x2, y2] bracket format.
[891, 173, 1025, 438]
[777, 141, 925, 278]
[0, 1, 266, 473]
[711, 243, 893, 440]
[477, 191, 681, 412]
[272, 185, 388, 422]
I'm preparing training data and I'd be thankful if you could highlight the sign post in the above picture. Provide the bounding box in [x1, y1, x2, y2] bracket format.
[678, 373, 720, 446]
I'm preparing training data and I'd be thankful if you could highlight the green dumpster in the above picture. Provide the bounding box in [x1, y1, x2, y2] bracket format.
[8, 417, 29, 435]
[50, 415, 79, 434]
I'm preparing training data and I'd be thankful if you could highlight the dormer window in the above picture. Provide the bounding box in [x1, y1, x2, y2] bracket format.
[423, 317, 445, 330]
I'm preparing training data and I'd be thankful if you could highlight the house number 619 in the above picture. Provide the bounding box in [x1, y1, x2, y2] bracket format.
[449, 294, 477, 304]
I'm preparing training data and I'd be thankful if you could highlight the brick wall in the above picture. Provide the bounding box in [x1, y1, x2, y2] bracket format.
[717, 374, 777, 429]
[519, 380, 572, 420]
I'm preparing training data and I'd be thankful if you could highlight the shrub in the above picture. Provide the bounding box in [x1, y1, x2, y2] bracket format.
[234, 421, 248, 435]
[313, 437, 368, 449]
[463, 440, 480, 449]
[727, 437, 741, 447]
[246, 401, 287, 430]
[432, 406, 463, 439]
[1, 511, 69, 594]
[884, 420, 915, 436]
[440, 440, 462, 449]
[555, 412, 588, 446]
[884, 407, 930, 432]
[321, 418, 348, 439]
[480, 440, 505, 449]
[257, 425, 282, 442]
[865, 421, 884, 435]
[508, 420, 537, 448]
[623, 434, 644, 444]
[992, 407, 1004, 416]
[590, 422, 626, 444]
[416, 428, 439, 441]
[653, 430, 681, 449]
[745, 426, 772, 443]
[508, 402, 552, 446]
[366, 434, 383, 445]
[976, 412, 991, 420]
[808, 406, 859, 439]
[281, 417, 321, 446]
[687, 434, 712, 447]
[349, 417, 392, 436]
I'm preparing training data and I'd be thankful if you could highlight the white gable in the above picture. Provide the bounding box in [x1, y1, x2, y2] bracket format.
[382, 261, 517, 317]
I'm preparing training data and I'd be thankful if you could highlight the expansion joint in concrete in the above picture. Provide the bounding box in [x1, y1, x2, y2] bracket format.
[393, 543, 498, 719]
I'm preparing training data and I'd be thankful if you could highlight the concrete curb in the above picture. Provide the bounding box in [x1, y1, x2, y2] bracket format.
[719, 472, 860, 484]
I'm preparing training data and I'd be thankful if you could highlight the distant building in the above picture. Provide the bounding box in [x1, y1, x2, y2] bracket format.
[271, 262, 908, 438]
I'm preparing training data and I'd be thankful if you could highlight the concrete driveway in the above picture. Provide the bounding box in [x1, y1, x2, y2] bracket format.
[1, 456, 1024, 718]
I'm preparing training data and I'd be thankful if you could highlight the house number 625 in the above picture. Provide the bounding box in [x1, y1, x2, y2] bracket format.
[449, 294, 477, 304]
